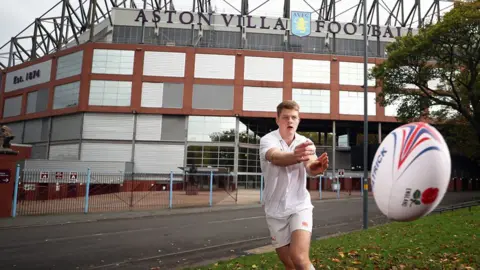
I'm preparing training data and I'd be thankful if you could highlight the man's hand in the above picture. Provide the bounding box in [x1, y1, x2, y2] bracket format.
[293, 141, 316, 163]
[306, 152, 329, 176]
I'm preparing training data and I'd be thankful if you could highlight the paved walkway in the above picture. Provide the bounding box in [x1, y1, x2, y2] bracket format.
[0, 189, 368, 229]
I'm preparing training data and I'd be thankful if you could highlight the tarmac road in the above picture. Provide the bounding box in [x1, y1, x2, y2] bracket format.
[0, 192, 478, 270]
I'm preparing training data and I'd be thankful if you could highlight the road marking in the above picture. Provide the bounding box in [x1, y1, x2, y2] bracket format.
[208, 208, 332, 224]
[88, 236, 272, 269]
[208, 216, 265, 224]
[43, 227, 168, 243]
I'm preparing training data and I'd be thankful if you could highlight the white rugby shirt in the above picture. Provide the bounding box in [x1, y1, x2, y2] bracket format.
[259, 129, 314, 218]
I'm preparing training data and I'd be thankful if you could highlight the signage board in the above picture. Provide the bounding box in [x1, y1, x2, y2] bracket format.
[5, 60, 52, 92]
[70, 172, 78, 181]
[0, 170, 10, 184]
[127, 9, 417, 40]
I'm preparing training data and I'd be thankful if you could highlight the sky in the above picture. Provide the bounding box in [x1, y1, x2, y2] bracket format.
[0, 0, 454, 62]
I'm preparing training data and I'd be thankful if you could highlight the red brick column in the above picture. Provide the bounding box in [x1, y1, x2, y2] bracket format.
[0, 145, 32, 218]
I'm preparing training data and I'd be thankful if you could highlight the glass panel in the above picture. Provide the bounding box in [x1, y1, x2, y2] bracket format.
[88, 80, 132, 107]
[56, 51, 83, 79]
[3, 96, 22, 118]
[53, 81, 80, 109]
[186, 145, 235, 171]
[187, 116, 236, 142]
[92, 49, 135, 75]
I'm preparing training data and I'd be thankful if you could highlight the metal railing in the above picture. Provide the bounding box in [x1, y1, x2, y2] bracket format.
[11, 165, 237, 216]
[432, 200, 479, 214]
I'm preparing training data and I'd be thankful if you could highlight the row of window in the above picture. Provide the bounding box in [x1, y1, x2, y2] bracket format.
[2, 81, 397, 119]
[3, 47, 379, 95]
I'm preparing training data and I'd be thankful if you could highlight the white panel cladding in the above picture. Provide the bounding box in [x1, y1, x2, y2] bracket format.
[49, 144, 80, 160]
[194, 54, 235, 79]
[339, 91, 376, 116]
[243, 86, 283, 111]
[134, 143, 185, 173]
[136, 114, 162, 141]
[143, 51, 185, 77]
[292, 88, 330, 114]
[82, 113, 134, 140]
[5, 60, 52, 92]
[244, 56, 283, 81]
[92, 49, 135, 75]
[141, 82, 163, 108]
[81, 142, 132, 162]
[339, 62, 376, 86]
[292, 59, 330, 84]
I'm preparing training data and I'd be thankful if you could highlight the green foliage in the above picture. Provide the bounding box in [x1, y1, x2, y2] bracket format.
[185, 207, 480, 269]
[371, 1, 480, 141]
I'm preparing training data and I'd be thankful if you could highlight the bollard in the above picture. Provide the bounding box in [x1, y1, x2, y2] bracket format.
[336, 177, 340, 199]
[319, 176, 322, 200]
[11, 164, 21, 218]
[169, 171, 173, 209]
[84, 168, 91, 214]
[260, 175, 264, 203]
[209, 171, 213, 207]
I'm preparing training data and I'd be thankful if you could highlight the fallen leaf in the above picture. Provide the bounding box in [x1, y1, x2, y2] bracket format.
[251, 264, 257, 269]
[338, 252, 345, 258]
[331, 258, 341, 263]
[352, 260, 361, 265]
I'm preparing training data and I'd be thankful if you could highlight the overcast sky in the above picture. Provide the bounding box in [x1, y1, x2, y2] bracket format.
[0, 0, 454, 60]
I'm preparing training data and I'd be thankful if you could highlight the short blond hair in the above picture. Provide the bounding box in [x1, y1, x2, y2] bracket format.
[276, 100, 300, 117]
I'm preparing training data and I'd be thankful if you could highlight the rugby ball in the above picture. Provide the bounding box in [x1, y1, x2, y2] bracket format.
[371, 122, 451, 222]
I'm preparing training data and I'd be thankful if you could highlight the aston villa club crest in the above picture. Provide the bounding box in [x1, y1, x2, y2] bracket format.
[291, 11, 311, 37]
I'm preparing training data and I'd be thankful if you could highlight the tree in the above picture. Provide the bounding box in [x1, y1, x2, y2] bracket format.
[209, 128, 258, 143]
[371, 1, 480, 142]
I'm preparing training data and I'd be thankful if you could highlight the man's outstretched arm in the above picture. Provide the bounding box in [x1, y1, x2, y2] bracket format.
[260, 138, 315, 167]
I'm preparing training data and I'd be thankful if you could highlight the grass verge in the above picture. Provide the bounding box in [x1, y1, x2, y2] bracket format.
[185, 206, 479, 269]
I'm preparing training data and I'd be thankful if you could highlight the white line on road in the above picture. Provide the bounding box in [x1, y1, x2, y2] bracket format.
[88, 236, 272, 269]
[208, 216, 265, 224]
[207, 208, 332, 224]
[43, 227, 169, 243]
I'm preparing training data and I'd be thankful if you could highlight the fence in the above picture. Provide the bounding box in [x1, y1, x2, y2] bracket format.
[11, 165, 237, 216]
[11, 165, 478, 217]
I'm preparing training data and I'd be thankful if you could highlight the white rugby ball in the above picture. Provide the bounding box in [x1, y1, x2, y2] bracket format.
[371, 122, 451, 222]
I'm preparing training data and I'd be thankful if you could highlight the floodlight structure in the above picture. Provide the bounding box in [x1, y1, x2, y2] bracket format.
[0, 0, 456, 71]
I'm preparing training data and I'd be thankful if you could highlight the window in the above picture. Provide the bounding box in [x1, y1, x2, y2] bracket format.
[53, 81, 80, 109]
[293, 88, 330, 114]
[89, 80, 132, 106]
[187, 116, 236, 142]
[26, 88, 49, 114]
[3, 96, 22, 118]
[92, 49, 134, 75]
[56, 51, 83, 80]
[339, 62, 376, 86]
[339, 91, 376, 116]
[186, 145, 234, 172]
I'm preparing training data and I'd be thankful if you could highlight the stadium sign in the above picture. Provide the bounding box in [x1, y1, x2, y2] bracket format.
[4, 60, 52, 93]
[134, 9, 414, 39]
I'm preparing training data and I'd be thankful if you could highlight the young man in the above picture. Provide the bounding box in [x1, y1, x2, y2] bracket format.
[259, 100, 329, 270]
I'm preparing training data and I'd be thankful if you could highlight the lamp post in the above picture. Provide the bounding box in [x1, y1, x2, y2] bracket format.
[362, 0, 369, 230]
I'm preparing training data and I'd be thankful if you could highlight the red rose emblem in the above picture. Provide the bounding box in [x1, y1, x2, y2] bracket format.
[421, 188, 439, 204]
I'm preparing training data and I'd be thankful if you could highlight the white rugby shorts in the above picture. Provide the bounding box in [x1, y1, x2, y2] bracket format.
[265, 207, 313, 248]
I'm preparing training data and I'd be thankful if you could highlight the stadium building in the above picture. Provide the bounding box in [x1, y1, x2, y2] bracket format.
[0, 0, 463, 192]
